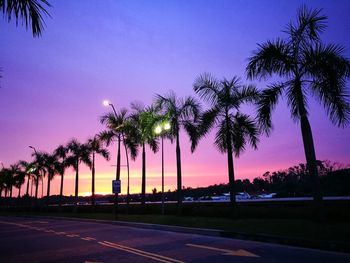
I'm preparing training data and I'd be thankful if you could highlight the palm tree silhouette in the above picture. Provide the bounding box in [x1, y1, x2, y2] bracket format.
[31, 151, 46, 200]
[100, 108, 137, 212]
[129, 103, 160, 207]
[1, 0, 51, 37]
[66, 139, 91, 206]
[14, 162, 26, 198]
[246, 6, 350, 205]
[41, 152, 61, 198]
[87, 136, 110, 205]
[193, 74, 259, 212]
[155, 92, 201, 214]
[53, 145, 68, 206]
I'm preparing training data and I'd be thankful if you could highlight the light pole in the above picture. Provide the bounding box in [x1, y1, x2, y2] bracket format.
[154, 121, 171, 215]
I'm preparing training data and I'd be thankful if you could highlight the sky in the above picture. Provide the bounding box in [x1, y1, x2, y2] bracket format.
[1, 0, 350, 197]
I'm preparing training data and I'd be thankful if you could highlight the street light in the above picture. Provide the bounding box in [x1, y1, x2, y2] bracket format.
[154, 121, 171, 215]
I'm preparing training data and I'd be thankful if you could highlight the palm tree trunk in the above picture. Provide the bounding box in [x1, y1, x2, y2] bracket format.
[74, 159, 79, 205]
[59, 173, 64, 206]
[10, 185, 13, 198]
[18, 185, 21, 198]
[225, 112, 236, 213]
[26, 176, 30, 195]
[35, 178, 39, 199]
[122, 134, 130, 208]
[175, 132, 182, 215]
[300, 115, 323, 202]
[41, 177, 44, 198]
[114, 136, 121, 218]
[31, 178, 33, 196]
[141, 142, 146, 206]
[92, 151, 95, 205]
[47, 174, 51, 197]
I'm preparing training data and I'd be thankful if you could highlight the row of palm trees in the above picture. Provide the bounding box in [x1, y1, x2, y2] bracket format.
[1, 7, 349, 215]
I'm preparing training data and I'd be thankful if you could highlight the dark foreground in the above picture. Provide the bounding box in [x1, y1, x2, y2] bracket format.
[0, 216, 349, 263]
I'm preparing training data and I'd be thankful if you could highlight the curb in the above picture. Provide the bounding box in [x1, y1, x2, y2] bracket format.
[7, 215, 350, 254]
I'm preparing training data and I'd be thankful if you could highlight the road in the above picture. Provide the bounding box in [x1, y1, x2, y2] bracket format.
[0, 216, 349, 263]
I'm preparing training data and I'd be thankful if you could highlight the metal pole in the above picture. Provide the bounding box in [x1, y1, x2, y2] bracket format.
[161, 136, 165, 215]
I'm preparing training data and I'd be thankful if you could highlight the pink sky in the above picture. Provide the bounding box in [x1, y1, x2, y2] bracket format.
[1, 0, 349, 196]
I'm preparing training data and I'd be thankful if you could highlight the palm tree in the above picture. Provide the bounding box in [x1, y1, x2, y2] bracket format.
[246, 6, 350, 204]
[0, 167, 11, 197]
[42, 152, 61, 198]
[19, 160, 35, 197]
[66, 139, 91, 206]
[100, 108, 137, 212]
[31, 151, 46, 199]
[14, 162, 26, 198]
[87, 136, 110, 205]
[53, 145, 68, 206]
[0, 0, 51, 37]
[193, 74, 259, 211]
[129, 103, 160, 207]
[155, 92, 201, 213]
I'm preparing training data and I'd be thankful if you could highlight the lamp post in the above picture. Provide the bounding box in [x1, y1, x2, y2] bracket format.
[154, 122, 171, 215]
[103, 100, 131, 216]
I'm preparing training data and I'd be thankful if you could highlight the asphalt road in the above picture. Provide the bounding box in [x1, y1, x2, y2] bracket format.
[0, 216, 349, 263]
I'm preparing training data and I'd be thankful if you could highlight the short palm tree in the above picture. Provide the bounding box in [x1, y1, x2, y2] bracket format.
[0, 0, 51, 37]
[193, 74, 259, 210]
[87, 136, 110, 205]
[246, 6, 350, 203]
[66, 139, 91, 205]
[129, 103, 160, 206]
[155, 92, 201, 213]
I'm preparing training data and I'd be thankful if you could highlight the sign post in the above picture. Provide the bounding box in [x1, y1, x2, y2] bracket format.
[112, 180, 121, 194]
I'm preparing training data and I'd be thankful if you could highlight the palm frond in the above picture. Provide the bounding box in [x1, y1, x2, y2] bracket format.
[256, 83, 285, 135]
[1, 0, 51, 37]
[246, 38, 293, 80]
[193, 72, 220, 105]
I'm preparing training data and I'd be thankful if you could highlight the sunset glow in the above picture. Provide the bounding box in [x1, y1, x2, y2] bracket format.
[1, 0, 349, 198]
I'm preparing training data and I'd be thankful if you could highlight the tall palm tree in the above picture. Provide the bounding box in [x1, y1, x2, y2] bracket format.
[100, 109, 128, 188]
[129, 103, 160, 207]
[87, 136, 110, 205]
[155, 92, 201, 213]
[13, 162, 26, 198]
[19, 160, 34, 197]
[31, 151, 46, 199]
[53, 145, 68, 206]
[41, 152, 61, 198]
[193, 74, 260, 211]
[0, 0, 51, 37]
[100, 108, 137, 212]
[246, 6, 350, 204]
[66, 139, 91, 206]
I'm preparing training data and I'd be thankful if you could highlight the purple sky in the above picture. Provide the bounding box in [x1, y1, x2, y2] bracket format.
[1, 0, 350, 196]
